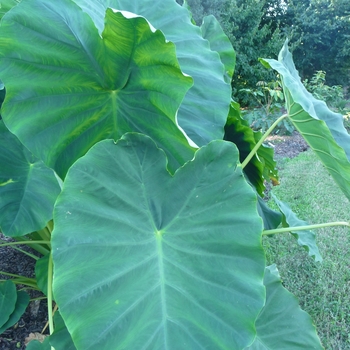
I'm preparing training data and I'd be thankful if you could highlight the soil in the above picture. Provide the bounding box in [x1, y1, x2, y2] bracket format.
[266, 131, 309, 159]
[0, 131, 309, 349]
[0, 235, 49, 350]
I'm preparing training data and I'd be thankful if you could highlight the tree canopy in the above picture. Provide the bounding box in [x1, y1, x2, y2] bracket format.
[179, 0, 350, 103]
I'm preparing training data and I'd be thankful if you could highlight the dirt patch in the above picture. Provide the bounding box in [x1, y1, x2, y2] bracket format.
[0, 235, 48, 350]
[266, 131, 309, 159]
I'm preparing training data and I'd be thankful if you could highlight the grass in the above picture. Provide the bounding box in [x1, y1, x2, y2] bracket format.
[264, 150, 350, 349]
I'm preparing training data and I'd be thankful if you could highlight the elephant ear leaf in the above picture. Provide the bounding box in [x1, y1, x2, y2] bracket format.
[52, 133, 265, 349]
[246, 265, 323, 350]
[224, 101, 278, 196]
[0, 120, 61, 237]
[261, 41, 350, 201]
[0, 0, 194, 178]
[201, 15, 236, 83]
[73, 0, 233, 146]
[0, 280, 29, 334]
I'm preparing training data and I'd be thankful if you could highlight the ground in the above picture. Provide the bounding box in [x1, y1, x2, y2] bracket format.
[0, 131, 309, 349]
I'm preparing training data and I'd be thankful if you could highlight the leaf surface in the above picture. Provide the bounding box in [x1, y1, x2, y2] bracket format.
[52, 133, 265, 349]
[0, 121, 61, 236]
[261, 41, 350, 201]
[0, 290, 29, 333]
[0, 0, 194, 177]
[201, 15, 236, 83]
[247, 265, 323, 349]
[0, 280, 16, 329]
[73, 0, 232, 146]
[224, 101, 278, 196]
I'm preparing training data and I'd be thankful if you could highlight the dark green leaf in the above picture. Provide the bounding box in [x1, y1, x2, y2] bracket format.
[257, 196, 282, 231]
[35, 254, 49, 296]
[0, 290, 29, 333]
[224, 101, 278, 196]
[52, 133, 265, 349]
[73, 0, 232, 146]
[0, 120, 61, 236]
[0, 0, 194, 178]
[0, 280, 16, 329]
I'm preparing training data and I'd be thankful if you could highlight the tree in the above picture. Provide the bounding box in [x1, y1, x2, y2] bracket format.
[289, 0, 350, 85]
[222, 0, 285, 104]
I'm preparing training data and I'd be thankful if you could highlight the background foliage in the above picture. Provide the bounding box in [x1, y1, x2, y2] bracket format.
[179, 0, 350, 104]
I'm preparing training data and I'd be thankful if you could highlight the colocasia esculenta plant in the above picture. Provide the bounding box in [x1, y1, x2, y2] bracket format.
[0, 0, 349, 349]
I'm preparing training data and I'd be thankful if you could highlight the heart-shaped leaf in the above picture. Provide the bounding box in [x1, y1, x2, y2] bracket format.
[0, 0, 194, 178]
[0, 290, 29, 334]
[0, 121, 61, 236]
[0, 280, 17, 329]
[72, 0, 232, 146]
[52, 133, 265, 349]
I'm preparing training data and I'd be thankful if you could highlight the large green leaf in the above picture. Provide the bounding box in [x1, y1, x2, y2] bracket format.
[49, 311, 76, 350]
[261, 41, 350, 201]
[256, 196, 282, 231]
[201, 14, 236, 83]
[224, 101, 278, 196]
[35, 254, 50, 295]
[0, 0, 19, 19]
[0, 290, 29, 334]
[52, 133, 265, 349]
[247, 265, 323, 349]
[72, 0, 232, 146]
[272, 194, 322, 262]
[0, 280, 16, 329]
[0, 121, 61, 236]
[0, 0, 194, 178]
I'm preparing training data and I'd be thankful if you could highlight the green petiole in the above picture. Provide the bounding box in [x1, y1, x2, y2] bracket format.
[263, 221, 350, 235]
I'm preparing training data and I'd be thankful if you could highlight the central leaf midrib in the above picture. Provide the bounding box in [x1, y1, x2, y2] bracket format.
[156, 234, 169, 348]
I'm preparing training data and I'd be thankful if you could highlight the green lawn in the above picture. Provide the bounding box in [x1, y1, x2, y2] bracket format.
[264, 150, 350, 349]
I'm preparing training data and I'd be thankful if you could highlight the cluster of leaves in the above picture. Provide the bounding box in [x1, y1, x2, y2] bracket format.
[0, 0, 350, 349]
[240, 80, 294, 134]
[303, 71, 349, 113]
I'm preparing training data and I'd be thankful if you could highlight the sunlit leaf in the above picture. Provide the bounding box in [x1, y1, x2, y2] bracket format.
[72, 0, 232, 146]
[0, 0, 194, 178]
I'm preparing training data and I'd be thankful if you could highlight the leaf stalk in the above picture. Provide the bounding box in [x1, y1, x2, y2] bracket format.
[241, 114, 288, 169]
[263, 221, 350, 235]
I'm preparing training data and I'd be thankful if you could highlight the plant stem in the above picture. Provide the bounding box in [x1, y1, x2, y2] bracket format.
[263, 221, 350, 236]
[0, 272, 39, 289]
[241, 114, 288, 169]
[9, 238, 51, 256]
[47, 252, 54, 335]
[0, 240, 51, 247]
